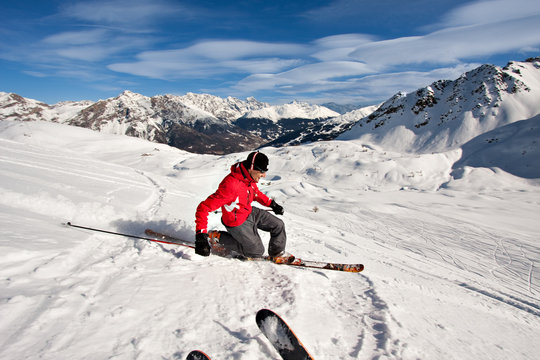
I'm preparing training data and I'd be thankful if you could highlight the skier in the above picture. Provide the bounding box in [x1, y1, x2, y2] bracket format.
[195, 151, 292, 262]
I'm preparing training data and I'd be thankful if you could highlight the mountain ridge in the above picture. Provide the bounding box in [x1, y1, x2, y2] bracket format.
[0, 90, 339, 154]
[2, 57, 539, 155]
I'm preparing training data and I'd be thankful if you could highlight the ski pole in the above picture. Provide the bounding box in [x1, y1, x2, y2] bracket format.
[64, 222, 194, 248]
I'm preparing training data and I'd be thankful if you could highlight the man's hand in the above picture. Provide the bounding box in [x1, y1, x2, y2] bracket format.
[195, 232, 211, 256]
[270, 200, 284, 215]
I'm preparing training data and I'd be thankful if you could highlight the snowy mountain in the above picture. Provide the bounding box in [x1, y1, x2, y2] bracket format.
[0, 92, 93, 123]
[69, 91, 165, 142]
[266, 103, 380, 147]
[0, 91, 342, 154]
[179, 92, 268, 123]
[240, 100, 339, 122]
[0, 118, 538, 359]
[235, 101, 340, 141]
[0, 91, 268, 154]
[67, 91, 268, 154]
[339, 58, 540, 153]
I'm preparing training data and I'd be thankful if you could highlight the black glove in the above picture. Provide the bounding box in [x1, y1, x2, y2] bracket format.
[270, 200, 284, 215]
[195, 232, 211, 256]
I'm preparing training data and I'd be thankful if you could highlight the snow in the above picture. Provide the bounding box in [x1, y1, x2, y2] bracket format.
[1, 119, 539, 360]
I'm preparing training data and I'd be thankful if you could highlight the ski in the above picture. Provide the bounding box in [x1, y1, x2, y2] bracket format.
[256, 309, 314, 360]
[267, 256, 364, 273]
[185, 350, 211, 360]
[144, 228, 196, 248]
[145, 229, 364, 273]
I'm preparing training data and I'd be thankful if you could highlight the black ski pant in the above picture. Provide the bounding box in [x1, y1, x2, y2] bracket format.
[219, 207, 286, 258]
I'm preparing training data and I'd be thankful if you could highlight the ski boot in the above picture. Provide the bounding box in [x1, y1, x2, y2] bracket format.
[207, 231, 232, 257]
[270, 251, 296, 264]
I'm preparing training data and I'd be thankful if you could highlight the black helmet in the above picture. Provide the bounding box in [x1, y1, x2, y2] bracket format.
[243, 151, 268, 172]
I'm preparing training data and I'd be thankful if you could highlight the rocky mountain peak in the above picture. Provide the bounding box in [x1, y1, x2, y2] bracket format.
[179, 92, 268, 122]
[339, 59, 540, 153]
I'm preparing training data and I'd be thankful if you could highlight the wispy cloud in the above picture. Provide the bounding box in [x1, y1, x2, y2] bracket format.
[42, 29, 109, 45]
[108, 40, 308, 78]
[59, 0, 188, 29]
[235, 61, 375, 92]
[438, 0, 540, 27]
[1, 1, 167, 78]
[301, 0, 368, 21]
[350, 16, 540, 66]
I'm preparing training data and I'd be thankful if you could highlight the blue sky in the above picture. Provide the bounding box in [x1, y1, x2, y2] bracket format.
[1, 0, 539, 105]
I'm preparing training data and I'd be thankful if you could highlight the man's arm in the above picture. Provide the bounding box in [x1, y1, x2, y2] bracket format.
[195, 180, 235, 234]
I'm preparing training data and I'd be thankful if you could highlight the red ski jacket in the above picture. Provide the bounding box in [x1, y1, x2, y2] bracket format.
[195, 162, 272, 234]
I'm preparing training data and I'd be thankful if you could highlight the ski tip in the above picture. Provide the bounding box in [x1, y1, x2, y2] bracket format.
[349, 264, 364, 272]
[186, 350, 211, 360]
[326, 263, 364, 272]
[255, 308, 275, 324]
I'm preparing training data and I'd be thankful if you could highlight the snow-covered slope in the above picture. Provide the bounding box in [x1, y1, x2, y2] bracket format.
[452, 114, 540, 179]
[340, 58, 540, 153]
[0, 119, 538, 360]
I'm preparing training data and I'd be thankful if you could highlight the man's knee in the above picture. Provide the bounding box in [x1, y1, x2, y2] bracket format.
[271, 216, 285, 234]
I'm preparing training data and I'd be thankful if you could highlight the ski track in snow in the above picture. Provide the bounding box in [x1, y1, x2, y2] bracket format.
[1, 121, 539, 359]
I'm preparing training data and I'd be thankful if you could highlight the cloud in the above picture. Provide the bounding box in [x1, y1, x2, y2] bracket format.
[60, 0, 187, 27]
[43, 29, 109, 45]
[108, 40, 308, 78]
[185, 40, 309, 60]
[312, 34, 378, 61]
[38, 30, 156, 63]
[350, 15, 540, 66]
[39, 29, 118, 61]
[439, 0, 540, 27]
[54, 45, 116, 62]
[236, 61, 375, 92]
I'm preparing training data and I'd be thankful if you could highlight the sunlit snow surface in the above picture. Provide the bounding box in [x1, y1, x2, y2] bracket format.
[0, 120, 538, 359]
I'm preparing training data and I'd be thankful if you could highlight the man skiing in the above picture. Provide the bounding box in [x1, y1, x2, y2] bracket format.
[195, 151, 292, 261]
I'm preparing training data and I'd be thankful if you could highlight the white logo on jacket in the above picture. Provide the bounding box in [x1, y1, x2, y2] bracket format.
[224, 197, 240, 212]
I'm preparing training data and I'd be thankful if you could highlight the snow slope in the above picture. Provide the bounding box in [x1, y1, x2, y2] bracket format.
[0, 120, 539, 360]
